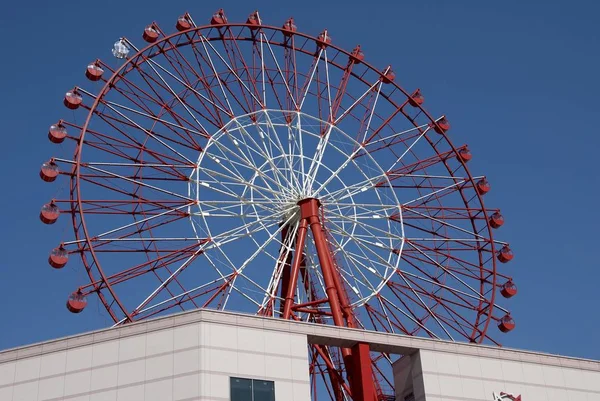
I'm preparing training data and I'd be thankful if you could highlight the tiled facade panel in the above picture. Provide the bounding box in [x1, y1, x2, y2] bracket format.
[416, 349, 600, 401]
[2, 310, 600, 401]
[0, 321, 310, 401]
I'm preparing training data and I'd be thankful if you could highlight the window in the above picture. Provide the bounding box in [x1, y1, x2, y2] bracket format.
[231, 377, 252, 401]
[230, 377, 275, 401]
[252, 380, 275, 401]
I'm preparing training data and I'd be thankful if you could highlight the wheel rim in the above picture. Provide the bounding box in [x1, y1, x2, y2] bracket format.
[40, 15, 516, 400]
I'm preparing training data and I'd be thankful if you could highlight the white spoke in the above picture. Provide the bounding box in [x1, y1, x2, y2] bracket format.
[198, 155, 285, 201]
[403, 179, 468, 206]
[263, 111, 302, 194]
[100, 99, 208, 137]
[389, 173, 471, 181]
[365, 123, 429, 146]
[78, 88, 195, 164]
[333, 80, 380, 125]
[295, 113, 307, 193]
[299, 49, 323, 110]
[236, 118, 295, 193]
[361, 82, 382, 143]
[90, 203, 191, 240]
[133, 245, 206, 313]
[259, 220, 301, 313]
[133, 215, 286, 313]
[64, 237, 207, 245]
[398, 269, 509, 314]
[405, 241, 484, 301]
[406, 238, 491, 243]
[55, 159, 193, 169]
[202, 37, 264, 108]
[133, 275, 233, 317]
[386, 126, 432, 173]
[143, 43, 232, 116]
[323, 49, 333, 118]
[202, 147, 282, 198]
[325, 235, 380, 298]
[260, 33, 299, 109]
[304, 125, 334, 193]
[235, 211, 298, 274]
[321, 173, 388, 203]
[378, 294, 442, 339]
[82, 165, 193, 201]
[196, 34, 235, 114]
[122, 39, 210, 134]
[259, 36, 267, 106]
[312, 143, 364, 196]
[327, 213, 402, 244]
[395, 269, 455, 340]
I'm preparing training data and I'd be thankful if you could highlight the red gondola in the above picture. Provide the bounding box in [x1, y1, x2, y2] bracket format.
[48, 122, 67, 144]
[498, 314, 515, 333]
[476, 178, 491, 195]
[350, 45, 364, 64]
[66, 291, 87, 313]
[497, 245, 514, 263]
[409, 89, 424, 107]
[40, 160, 59, 182]
[246, 11, 261, 29]
[490, 212, 504, 229]
[458, 147, 472, 163]
[211, 9, 227, 25]
[500, 281, 517, 298]
[434, 116, 450, 134]
[64, 89, 82, 110]
[40, 202, 59, 224]
[49, 246, 68, 269]
[176, 14, 192, 31]
[381, 67, 395, 84]
[85, 62, 104, 81]
[282, 18, 297, 36]
[143, 24, 159, 43]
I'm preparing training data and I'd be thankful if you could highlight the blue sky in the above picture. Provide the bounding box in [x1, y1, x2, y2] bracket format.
[1, 0, 599, 360]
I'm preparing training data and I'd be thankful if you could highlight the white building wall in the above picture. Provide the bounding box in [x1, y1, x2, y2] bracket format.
[0, 317, 310, 401]
[2, 309, 599, 401]
[407, 348, 600, 401]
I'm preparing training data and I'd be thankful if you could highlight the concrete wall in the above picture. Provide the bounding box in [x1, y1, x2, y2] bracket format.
[1, 308, 599, 401]
[398, 348, 600, 401]
[0, 316, 310, 401]
[393, 353, 423, 401]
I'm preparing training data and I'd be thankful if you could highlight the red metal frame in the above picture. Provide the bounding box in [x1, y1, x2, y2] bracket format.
[39, 11, 517, 400]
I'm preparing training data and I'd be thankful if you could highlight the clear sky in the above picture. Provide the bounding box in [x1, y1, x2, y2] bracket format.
[1, 0, 599, 360]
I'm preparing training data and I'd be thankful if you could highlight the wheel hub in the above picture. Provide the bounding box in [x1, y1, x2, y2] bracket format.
[188, 109, 404, 306]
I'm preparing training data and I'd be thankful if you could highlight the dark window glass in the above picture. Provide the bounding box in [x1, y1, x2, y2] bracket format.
[253, 380, 275, 401]
[230, 377, 276, 401]
[231, 377, 253, 401]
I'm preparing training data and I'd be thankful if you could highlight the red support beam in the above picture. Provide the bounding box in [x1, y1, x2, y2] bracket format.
[299, 198, 346, 328]
[296, 198, 380, 401]
[349, 343, 377, 401]
[282, 218, 309, 319]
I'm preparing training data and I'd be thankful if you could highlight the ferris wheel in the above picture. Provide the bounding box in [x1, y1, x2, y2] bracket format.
[40, 9, 517, 400]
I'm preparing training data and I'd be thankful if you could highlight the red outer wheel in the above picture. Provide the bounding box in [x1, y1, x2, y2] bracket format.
[40, 14, 516, 401]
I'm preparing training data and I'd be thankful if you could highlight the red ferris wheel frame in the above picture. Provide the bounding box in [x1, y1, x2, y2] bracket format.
[40, 9, 516, 400]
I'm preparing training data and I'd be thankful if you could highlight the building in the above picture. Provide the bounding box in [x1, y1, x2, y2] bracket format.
[0, 309, 598, 401]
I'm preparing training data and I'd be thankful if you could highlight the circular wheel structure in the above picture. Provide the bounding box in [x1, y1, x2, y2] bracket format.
[40, 9, 516, 400]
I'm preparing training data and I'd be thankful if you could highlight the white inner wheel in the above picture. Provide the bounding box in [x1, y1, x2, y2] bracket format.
[188, 109, 405, 310]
